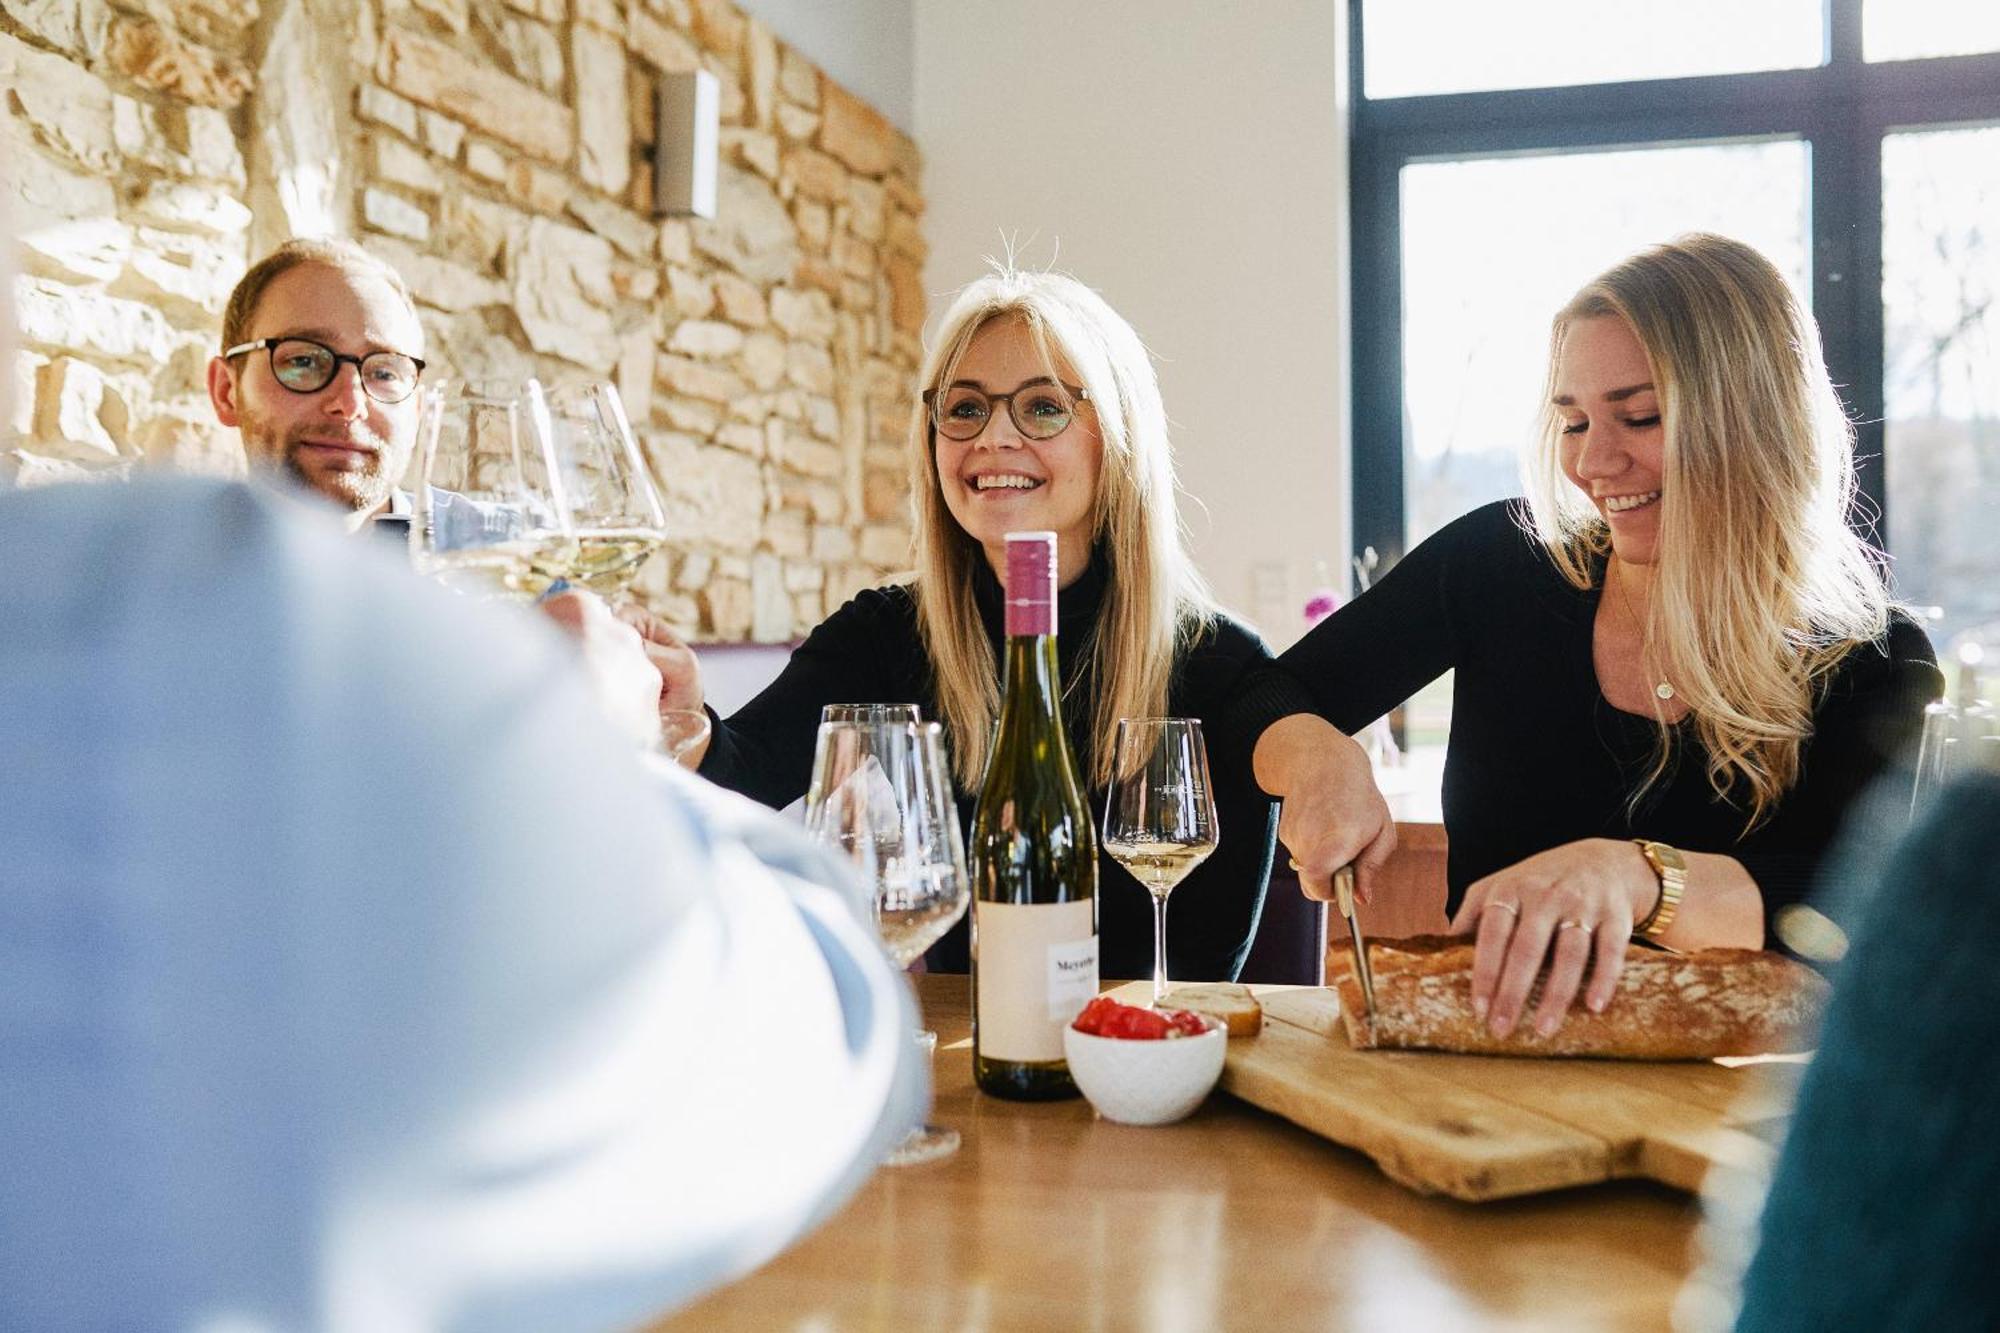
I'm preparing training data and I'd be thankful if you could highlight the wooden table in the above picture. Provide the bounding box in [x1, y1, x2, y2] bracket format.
[651, 974, 1703, 1331]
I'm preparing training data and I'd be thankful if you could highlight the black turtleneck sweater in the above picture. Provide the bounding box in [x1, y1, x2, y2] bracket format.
[697, 554, 1279, 982]
[1229, 500, 1942, 942]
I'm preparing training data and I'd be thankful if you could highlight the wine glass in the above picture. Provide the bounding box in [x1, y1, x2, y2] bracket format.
[410, 379, 574, 600]
[659, 708, 711, 766]
[543, 383, 669, 597]
[821, 703, 921, 725]
[1102, 718, 1219, 1006]
[1911, 640, 2000, 818]
[805, 705, 922, 819]
[805, 718, 970, 1166]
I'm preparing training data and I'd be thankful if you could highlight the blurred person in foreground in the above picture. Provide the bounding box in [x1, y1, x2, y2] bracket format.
[627, 267, 1280, 984]
[1675, 762, 2000, 1330]
[206, 236, 668, 752]
[0, 475, 922, 1330]
[1240, 234, 1940, 1038]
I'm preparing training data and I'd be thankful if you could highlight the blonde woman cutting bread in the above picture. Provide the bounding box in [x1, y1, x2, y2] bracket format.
[1238, 234, 1941, 1039]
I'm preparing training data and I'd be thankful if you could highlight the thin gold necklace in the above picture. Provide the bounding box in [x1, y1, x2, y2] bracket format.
[1611, 562, 1676, 702]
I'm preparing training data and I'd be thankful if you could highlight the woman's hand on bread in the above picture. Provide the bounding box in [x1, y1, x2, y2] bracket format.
[1448, 839, 1659, 1040]
[1252, 713, 1396, 906]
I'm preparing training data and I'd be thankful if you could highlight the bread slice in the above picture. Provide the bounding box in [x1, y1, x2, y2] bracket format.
[1329, 934, 1828, 1060]
[1163, 983, 1264, 1038]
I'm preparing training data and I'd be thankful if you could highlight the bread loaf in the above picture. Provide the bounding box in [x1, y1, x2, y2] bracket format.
[1162, 983, 1263, 1037]
[1330, 935, 1828, 1060]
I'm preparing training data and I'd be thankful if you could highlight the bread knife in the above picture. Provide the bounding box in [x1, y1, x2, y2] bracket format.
[1334, 864, 1375, 1019]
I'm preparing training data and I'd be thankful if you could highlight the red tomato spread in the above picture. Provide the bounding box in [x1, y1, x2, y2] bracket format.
[1071, 996, 1213, 1040]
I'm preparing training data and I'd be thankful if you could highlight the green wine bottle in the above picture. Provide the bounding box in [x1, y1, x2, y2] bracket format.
[970, 531, 1099, 1100]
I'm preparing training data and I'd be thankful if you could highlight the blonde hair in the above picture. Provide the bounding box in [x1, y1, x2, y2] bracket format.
[907, 267, 1215, 789]
[1521, 233, 1892, 829]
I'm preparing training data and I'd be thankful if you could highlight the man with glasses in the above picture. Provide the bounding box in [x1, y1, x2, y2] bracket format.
[207, 238, 427, 532]
[206, 237, 677, 751]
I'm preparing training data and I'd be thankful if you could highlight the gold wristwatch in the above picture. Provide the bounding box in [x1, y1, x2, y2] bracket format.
[1632, 839, 1686, 939]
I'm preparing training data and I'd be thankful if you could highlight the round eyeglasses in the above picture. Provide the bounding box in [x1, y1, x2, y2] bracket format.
[222, 337, 426, 405]
[922, 378, 1089, 442]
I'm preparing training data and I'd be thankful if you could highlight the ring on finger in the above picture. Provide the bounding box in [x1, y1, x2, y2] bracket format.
[1556, 918, 1594, 934]
[1487, 901, 1521, 918]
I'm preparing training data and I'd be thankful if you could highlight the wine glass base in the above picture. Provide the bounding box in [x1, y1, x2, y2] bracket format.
[883, 1124, 960, 1167]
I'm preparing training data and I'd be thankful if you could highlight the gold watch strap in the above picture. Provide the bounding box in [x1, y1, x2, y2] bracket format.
[1632, 839, 1687, 939]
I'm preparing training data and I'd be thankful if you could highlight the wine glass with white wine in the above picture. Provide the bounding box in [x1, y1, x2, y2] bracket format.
[805, 717, 969, 1166]
[1102, 717, 1219, 1007]
[542, 382, 669, 597]
[410, 379, 574, 601]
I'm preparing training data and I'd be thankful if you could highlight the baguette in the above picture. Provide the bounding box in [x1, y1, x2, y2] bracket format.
[1329, 935, 1828, 1060]
[1162, 983, 1263, 1037]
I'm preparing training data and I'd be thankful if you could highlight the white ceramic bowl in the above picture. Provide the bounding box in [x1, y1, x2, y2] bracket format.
[1063, 1019, 1227, 1126]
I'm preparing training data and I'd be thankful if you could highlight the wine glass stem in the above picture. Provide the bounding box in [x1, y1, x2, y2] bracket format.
[1151, 891, 1170, 1007]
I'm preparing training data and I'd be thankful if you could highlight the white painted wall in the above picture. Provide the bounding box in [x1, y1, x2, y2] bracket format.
[735, 0, 915, 132]
[913, 1, 1350, 645]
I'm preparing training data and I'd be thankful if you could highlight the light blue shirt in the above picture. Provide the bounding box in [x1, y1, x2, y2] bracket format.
[0, 478, 921, 1332]
[384, 485, 525, 550]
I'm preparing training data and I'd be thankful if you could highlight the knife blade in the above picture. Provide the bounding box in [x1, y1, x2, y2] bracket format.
[1333, 864, 1375, 1019]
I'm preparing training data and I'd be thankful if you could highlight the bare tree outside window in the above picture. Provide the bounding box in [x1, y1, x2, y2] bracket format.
[1883, 124, 2000, 688]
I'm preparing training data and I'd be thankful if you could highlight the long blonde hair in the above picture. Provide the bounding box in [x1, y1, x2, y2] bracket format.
[1522, 233, 1892, 829]
[908, 268, 1215, 789]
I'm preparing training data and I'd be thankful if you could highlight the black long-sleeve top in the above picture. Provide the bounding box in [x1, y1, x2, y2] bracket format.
[1231, 500, 1941, 939]
[698, 551, 1279, 982]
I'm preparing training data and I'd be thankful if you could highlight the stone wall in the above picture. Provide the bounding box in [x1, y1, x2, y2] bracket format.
[2, 0, 927, 641]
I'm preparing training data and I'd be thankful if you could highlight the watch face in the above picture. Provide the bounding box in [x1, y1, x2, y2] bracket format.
[1633, 841, 1684, 938]
[1641, 840, 1686, 873]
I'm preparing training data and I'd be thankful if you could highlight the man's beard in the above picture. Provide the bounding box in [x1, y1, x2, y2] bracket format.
[245, 420, 399, 513]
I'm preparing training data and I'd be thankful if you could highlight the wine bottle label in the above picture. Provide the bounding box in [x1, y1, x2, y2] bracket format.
[1045, 935, 1100, 1021]
[975, 899, 1098, 1062]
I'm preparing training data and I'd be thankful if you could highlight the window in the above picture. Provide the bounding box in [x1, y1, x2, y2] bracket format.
[1881, 123, 2000, 654]
[1351, 0, 2000, 757]
[1362, 0, 1823, 98]
[1863, 0, 2000, 61]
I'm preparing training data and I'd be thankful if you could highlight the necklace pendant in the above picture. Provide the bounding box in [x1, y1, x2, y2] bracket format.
[1655, 680, 1676, 701]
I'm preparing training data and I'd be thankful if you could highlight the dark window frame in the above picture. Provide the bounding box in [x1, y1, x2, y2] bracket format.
[1349, 0, 2000, 572]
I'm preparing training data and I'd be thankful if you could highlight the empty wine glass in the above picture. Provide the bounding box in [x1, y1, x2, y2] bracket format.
[821, 702, 921, 725]
[1911, 640, 2000, 818]
[806, 705, 921, 821]
[805, 718, 969, 1166]
[543, 382, 669, 597]
[410, 379, 573, 601]
[1102, 718, 1219, 1007]
[659, 708, 711, 766]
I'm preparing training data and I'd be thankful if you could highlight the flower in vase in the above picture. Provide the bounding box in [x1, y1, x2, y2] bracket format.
[1303, 590, 1341, 626]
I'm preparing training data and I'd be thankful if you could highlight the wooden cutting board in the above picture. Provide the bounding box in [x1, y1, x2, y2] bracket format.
[1119, 982, 1805, 1203]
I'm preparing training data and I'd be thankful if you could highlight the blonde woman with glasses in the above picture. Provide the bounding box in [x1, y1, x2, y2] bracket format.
[1240, 233, 1941, 1040]
[650, 268, 1280, 982]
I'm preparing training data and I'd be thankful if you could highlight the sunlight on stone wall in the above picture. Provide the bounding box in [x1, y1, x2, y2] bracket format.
[2, 0, 927, 642]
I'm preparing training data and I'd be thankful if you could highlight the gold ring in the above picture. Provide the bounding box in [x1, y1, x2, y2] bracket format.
[1287, 857, 1304, 872]
[1487, 901, 1521, 918]
[1557, 919, 1593, 933]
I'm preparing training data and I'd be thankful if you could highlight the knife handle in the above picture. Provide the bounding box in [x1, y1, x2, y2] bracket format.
[1333, 864, 1357, 917]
